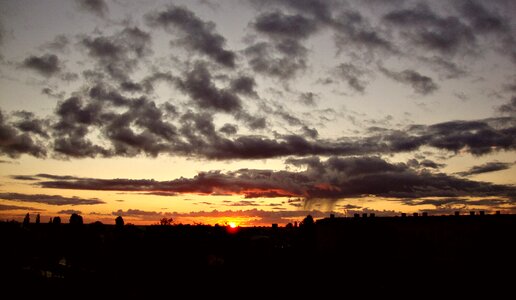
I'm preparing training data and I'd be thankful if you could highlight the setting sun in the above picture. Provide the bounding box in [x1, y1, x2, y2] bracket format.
[228, 222, 238, 228]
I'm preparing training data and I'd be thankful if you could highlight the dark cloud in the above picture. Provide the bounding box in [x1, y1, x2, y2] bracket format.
[10, 175, 39, 181]
[0, 204, 44, 211]
[244, 41, 307, 80]
[76, 0, 108, 18]
[81, 27, 152, 81]
[230, 75, 257, 97]
[22, 54, 61, 76]
[12, 111, 49, 138]
[301, 126, 318, 139]
[32, 156, 516, 203]
[0, 110, 47, 158]
[332, 10, 396, 56]
[253, 11, 318, 39]
[407, 158, 445, 169]
[219, 123, 238, 135]
[401, 197, 514, 209]
[420, 56, 466, 79]
[145, 5, 236, 68]
[457, 0, 509, 34]
[498, 97, 516, 117]
[177, 62, 242, 112]
[333, 63, 368, 93]
[457, 161, 513, 177]
[57, 209, 82, 215]
[384, 4, 476, 55]
[379, 66, 438, 95]
[42, 88, 65, 99]
[0, 192, 105, 206]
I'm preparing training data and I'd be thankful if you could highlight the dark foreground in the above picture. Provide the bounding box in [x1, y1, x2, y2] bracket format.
[1, 215, 514, 296]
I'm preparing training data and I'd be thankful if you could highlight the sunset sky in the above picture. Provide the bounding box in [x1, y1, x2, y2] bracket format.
[0, 0, 515, 226]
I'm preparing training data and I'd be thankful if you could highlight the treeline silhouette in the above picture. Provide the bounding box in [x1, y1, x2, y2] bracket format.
[1, 213, 514, 296]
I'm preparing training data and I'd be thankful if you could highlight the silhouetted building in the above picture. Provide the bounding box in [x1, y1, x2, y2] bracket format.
[35, 213, 40, 224]
[401, 213, 407, 217]
[455, 211, 460, 216]
[354, 214, 360, 218]
[496, 211, 501, 215]
[52, 216, 61, 225]
[272, 223, 278, 229]
[422, 212, 428, 217]
[330, 214, 335, 219]
[413, 213, 419, 217]
[362, 213, 367, 218]
[470, 211, 475, 216]
[369, 213, 375, 218]
[479, 211, 485, 216]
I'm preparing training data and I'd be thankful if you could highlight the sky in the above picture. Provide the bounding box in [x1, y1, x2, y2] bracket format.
[0, 0, 515, 226]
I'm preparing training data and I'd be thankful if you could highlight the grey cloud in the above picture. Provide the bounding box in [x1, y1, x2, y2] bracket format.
[81, 27, 152, 81]
[41, 35, 70, 52]
[76, 0, 108, 18]
[457, 161, 513, 177]
[0, 110, 47, 158]
[498, 97, 516, 117]
[420, 56, 467, 79]
[333, 63, 368, 93]
[244, 41, 307, 80]
[333, 10, 396, 55]
[145, 5, 236, 68]
[380, 66, 438, 95]
[299, 92, 317, 106]
[0, 192, 105, 206]
[22, 54, 61, 76]
[384, 4, 476, 55]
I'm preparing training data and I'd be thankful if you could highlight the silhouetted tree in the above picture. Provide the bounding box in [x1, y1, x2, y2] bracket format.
[35, 213, 40, 224]
[160, 217, 174, 226]
[115, 216, 124, 228]
[23, 213, 30, 227]
[300, 215, 314, 228]
[69, 213, 83, 225]
[52, 216, 61, 225]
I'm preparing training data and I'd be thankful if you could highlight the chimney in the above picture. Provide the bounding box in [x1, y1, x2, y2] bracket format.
[401, 213, 407, 217]
[454, 211, 460, 216]
[413, 213, 419, 217]
[362, 213, 368, 218]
